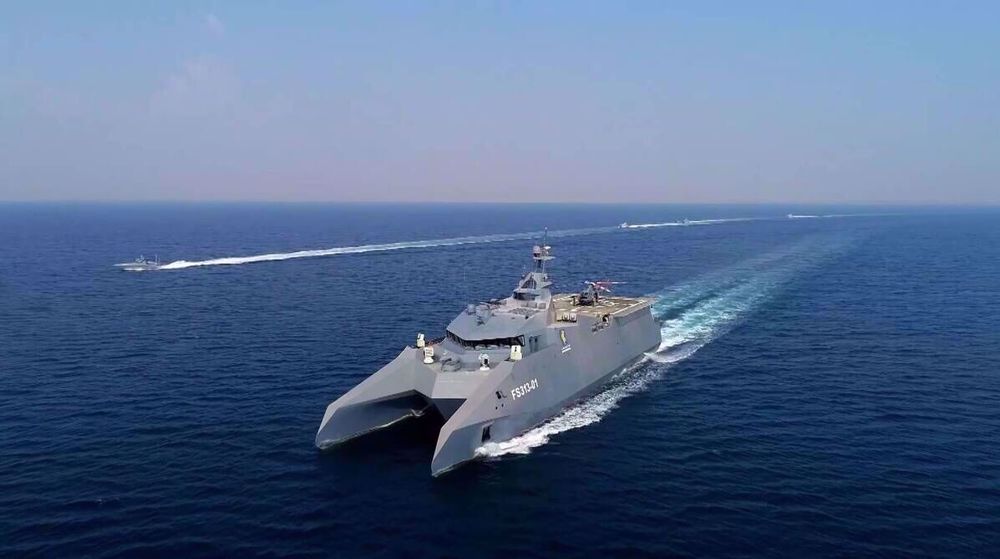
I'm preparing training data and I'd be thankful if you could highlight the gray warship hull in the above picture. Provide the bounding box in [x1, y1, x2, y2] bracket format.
[315, 243, 662, 475]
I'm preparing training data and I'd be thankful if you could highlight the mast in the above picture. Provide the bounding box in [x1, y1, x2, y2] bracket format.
[532, 228, 553, 275]
[513, 231, 554, 302]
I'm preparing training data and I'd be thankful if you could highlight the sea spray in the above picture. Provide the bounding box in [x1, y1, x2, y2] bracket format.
[476, 233, 856, 459]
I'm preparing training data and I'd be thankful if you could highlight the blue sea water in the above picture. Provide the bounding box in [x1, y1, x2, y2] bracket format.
[1, 203, 999, 558]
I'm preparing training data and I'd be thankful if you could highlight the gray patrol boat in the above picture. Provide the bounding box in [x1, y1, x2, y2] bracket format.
[315, 241, 662, 475]
[114, 255, 161, 271]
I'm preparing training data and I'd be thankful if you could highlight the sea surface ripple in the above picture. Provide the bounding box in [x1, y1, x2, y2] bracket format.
[1, 203, 999, 558]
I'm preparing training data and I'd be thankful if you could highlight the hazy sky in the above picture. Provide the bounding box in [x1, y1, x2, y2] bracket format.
[2, 2, 998, 203]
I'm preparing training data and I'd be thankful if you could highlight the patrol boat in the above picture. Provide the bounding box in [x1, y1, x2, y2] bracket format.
[315, 241, 662, 475]
[114, 255, 161, 271]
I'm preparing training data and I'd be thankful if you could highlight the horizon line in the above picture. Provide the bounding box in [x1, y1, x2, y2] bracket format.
[1, 199, 998, 208]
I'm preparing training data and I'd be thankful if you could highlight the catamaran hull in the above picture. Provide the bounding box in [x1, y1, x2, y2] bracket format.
[429, 341, 660, 476]
[316, 306, 661, 476]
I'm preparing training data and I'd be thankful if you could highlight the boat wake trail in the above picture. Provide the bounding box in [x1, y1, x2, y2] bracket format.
[475, 234, 856, 459]
[158, 226, 620, 269]
[789, 212, 898, 219]
[622, 217, 762, 229]
[150, 216, 767, 270]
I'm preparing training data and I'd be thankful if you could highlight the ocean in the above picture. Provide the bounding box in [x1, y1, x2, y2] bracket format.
[2, 203, 998, 557]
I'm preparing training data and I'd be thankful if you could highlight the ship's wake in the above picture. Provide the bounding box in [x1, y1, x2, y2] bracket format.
[622, 217, 762, 229]
[475, 234, 856, 459]
[150, 216, 763, 270]
[158, 227, 613, 269]
[790, 212, 898, 219]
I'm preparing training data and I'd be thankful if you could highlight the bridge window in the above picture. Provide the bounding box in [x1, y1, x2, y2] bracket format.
[446, 331, 525, 349]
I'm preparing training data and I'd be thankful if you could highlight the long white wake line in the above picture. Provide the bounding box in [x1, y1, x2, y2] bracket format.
[788, 212, 901, 219]
[158, 229, 597, 269]
[143, 216, 770, 270]
[475, 234, 855, 459]
[622, 217, 763, 229]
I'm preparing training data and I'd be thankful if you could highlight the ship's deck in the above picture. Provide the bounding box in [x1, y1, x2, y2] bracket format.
[551, 294, 652, 318]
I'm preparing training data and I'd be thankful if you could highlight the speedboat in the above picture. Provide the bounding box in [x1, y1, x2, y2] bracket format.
[115, 255, 161, 271]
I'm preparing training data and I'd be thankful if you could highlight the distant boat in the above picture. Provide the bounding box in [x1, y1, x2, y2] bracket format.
[619, 221, 630, 228]
[115, 255, 161, 271]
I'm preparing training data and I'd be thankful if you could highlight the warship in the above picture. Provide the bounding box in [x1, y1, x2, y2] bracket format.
[315, 240, 662, 475]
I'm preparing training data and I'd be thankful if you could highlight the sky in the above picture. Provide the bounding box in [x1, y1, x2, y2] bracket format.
[1, 1, 998, 204]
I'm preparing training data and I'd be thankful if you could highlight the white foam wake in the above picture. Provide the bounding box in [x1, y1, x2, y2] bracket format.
[648, 237, 820, 316]
[142, 212, 882, 271]
[622, 217, 762, 229]
[623, 221, 688, 229]
[158, 226, 615, 270]
[144, 216, 768, 270]
[789, 212, 898, 219]
[475, 234, 854, 459]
